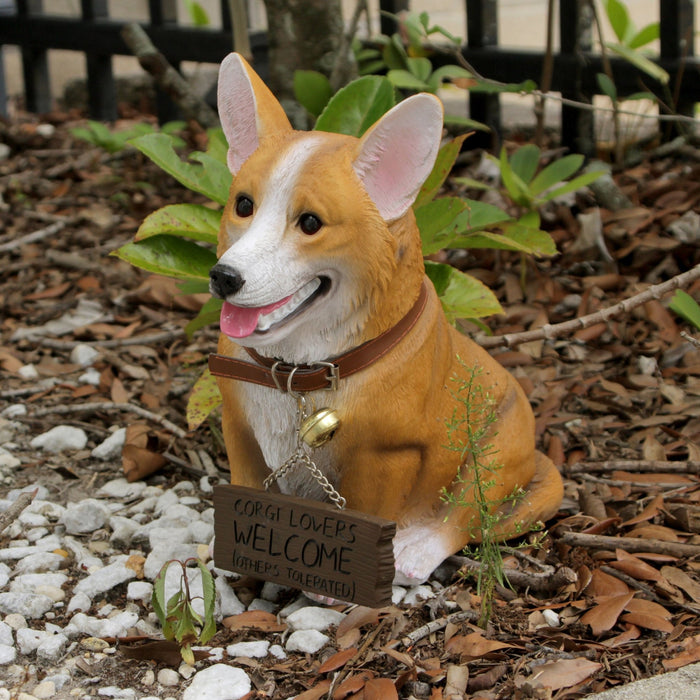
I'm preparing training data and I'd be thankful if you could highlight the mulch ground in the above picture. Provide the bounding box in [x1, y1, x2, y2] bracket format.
[1, 111, 700, 699]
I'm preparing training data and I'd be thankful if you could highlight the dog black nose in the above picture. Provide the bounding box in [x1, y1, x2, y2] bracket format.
[209, 264, 245, 298]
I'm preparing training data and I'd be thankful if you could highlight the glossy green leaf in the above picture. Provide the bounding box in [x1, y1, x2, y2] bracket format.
[597, 72, 618, 101]
[541, 169, 605, 202]
[382, 35, 409, 71]
[669, 290, 700, 331]
[628, 22, 660, 50]
[497, 147, 531, 206]
[416, 197, 469, 255]
[443, 114, 490, 132]
[294, 70, 333, 118]
[529, 154, 585, 196]
[152, 563, 169, 629]
[206, 127, 229, 164]
[452, 198, 513, 234]
[130, 133, 232, 205]
[198, 561, 217, 644]
[451, 176, 492, 192]
[453, 225, 556, 256]
[469, 79, 537, 94]
[135, 204, 221, 243]
[387, 69, 429, 91]
[607, 43, 669, 85]
[425, 261, 503, 322]
[415, 134, 469, 209]
[187, 368, 222, 430]
[113, 235, 217, 280]
[603, 0, 632, 44]
[315, 76, 396, 137]
[510, 144, 541, 185]
[407, 56, 432, 81]
[185, 297, 222, 338]
[185, 0, 209, 26]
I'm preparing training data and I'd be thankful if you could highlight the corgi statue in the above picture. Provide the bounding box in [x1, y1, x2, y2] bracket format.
[208, 53, 563, 587]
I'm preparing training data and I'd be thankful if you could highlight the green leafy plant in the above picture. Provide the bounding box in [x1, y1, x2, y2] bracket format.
[669, 290, 700, 331]
[152, 558, 216, 666]
[441, 363, 515, 627]
[71, 120, 186, 154]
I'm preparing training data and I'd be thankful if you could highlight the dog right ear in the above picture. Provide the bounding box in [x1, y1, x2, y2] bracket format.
[217, 53, 293, 174]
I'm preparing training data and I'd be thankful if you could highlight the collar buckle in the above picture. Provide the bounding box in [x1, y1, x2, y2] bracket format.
[311, 361, 339, 392]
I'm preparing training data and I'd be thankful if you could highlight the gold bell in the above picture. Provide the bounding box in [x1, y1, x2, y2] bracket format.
[299, 408, 341, 448]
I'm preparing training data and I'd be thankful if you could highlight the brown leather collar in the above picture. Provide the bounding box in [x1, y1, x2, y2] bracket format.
[208, 280, 429, 393]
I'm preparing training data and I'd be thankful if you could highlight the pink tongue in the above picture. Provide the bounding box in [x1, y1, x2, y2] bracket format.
[220, 296, 291, 338]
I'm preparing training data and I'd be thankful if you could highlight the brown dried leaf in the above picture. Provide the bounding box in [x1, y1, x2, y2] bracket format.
[318, 648, 357, 674]
[621, 494, 665, 527]
[609, 550, 662, 581]
[222, 610, 286, 633]
[25, 281, 72, 300]
[333, 671, 374, 699]
[580, 592, 635, 635]
[624, 597, 672, 619]
[663, 645, 700, 671]
[661, 566, 700, 603]
[528, 657, 603, 690]
[585, 568, 630, 598]
[626, 524, 681, 541]
[380, 646, 415, 669]
[364, 678, 399, 700]
[111, 376, 129, 404]
[620, 611, 674, 633]
[445, 632, 512, 659]
[642, 433, 667, 461]
[294, 680, 331, 700]
[601, 624, 641, 648]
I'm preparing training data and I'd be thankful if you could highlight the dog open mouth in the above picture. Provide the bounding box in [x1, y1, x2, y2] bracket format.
[219, 277, 330, 338]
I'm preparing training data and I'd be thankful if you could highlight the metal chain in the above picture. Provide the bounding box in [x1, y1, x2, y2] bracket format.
[262, 392, 347, 510]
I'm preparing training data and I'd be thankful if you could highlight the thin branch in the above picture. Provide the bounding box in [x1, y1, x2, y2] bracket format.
[0, 220, 69, 254]
[577, 472, 697, 490]
[395, 610, 479, 648]
[36, 329, 186, 350]
[0, 489, 37, 537]
[557, 531, 700, 558]
[566, 460, 700, 475]
[480, 264, 700, 349]
[25, 402, 188, 438]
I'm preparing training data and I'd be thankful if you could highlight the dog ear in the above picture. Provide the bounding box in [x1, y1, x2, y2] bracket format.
[353, 94, 443, 221]
[217, 53, 293, 174]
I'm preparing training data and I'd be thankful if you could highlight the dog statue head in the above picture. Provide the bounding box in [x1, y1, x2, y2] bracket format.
[209, 53, 444, 363]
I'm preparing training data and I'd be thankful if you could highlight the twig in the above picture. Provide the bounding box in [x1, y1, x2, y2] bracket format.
[577, 472, 697, 490]
[392, 610, 479, 649]
[681, 331, 700, 348]
[480, 264, 700, 348]
[0, 220, 68, 254]
[120, 23, 219, 128]
[329, 0, 366, 92]
[0, 489, 37, 536]
[557, 531, 700, 558]
[36, 329, 186, 350]
[449, 555, 577, 593]
[566, 460, 700, 475]
[24, 402, 188, 438]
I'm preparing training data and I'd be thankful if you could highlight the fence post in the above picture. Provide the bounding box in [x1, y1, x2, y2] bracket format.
[17, 0, 51, 114]
[81, 0, 117, 121]
[660, 0, 695, 126]
[148, 0, 181, 121]
[465, 0, 500, 150]
[559, 0, 595, 156]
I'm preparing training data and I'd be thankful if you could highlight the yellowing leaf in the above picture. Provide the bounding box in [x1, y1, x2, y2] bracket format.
[187, 368, 222, 430]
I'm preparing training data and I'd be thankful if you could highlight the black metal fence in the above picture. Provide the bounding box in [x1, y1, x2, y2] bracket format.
[0, 1, 697, 154]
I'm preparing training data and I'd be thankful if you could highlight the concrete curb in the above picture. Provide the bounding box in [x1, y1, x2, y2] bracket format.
[585, 662, 700, 699]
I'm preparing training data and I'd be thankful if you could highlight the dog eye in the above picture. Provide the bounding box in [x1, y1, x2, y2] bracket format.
[299, 213, 322, 235]
[235, 196, 254, 218]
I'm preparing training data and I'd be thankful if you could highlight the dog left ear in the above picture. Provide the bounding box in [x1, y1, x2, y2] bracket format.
[353, 94, 443, 222]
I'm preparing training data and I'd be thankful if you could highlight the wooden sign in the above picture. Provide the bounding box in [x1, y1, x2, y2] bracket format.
[213, 484, 396, 608]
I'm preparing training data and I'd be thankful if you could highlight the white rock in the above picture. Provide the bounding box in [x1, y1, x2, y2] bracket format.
[61, 499, 110, 534]
[0, 449, 21, 468]
[16, 628, 52, 654]
[8, 485, 50, 502]
[403, 585, 435, 606]
[78, 368, 101, 385]
[269, 644, 286, 660]
[70, 343, 101, 367]
[182, 664, 251, 700]
[542, 609, 560, 627]
[99, 478, 146, 500]
[187, 520, 213, 543]
[44, 673, 70, 690]
[260, 582, 290, 603]
[286, 606, 345, 632]
[392, 586, 407, 605]
[31, 681, 55, 699]
[74, 556, 137, 598]
[0, 404, 26, 419]
[13, 552, 65, 575]
[97, 687, 136, 699]
[247, 598, 276, 614]
[0, 592, 54, 618]
[155, 489, 179, 514]
[109, 516, 139, 547]
[37, 633, 68, 662]
[25, 527, 50, 543]
[67, 592, 92, 613]
[64, 611, 138, 639]
[12, 298, 106, 341]
[157, 668, 180, 687]
[226, 640, 270, 658]
[0, 622, 12, 646]
[285, 629, 329, 654]
[35, 585, 65, 603]
[0, 563, 10, 588]
[36, 123, 55, 138]
[91, 428, 126, 461]
[30, 425, 87, 453]
[4, 613, 27, 630]
[144, 542, 199, 581]
[126, 581, 153, 602]
[18, 511, 48, 528]
[215, 577, 245, 617]
[12, 572, 68, 593]
[18, 364, 39, 380]
[0, 644, 15, 664]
